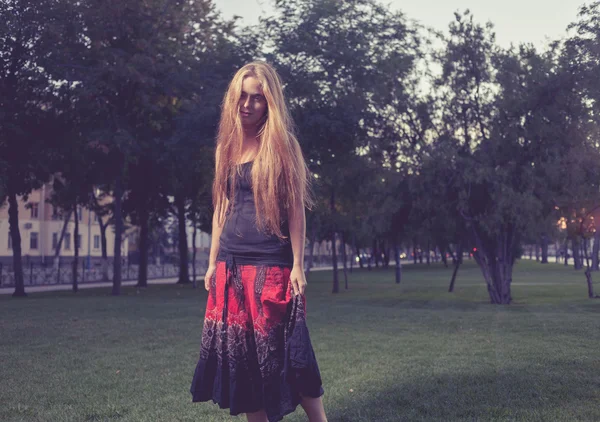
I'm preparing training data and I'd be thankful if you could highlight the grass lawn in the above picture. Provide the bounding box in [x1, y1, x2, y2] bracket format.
[1, 260, 599, 422]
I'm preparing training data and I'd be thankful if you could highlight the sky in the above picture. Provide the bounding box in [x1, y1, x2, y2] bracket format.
[214, 0, 583, 49]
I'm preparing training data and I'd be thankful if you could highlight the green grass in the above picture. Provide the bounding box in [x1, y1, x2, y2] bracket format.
[1, 260, 599, 422]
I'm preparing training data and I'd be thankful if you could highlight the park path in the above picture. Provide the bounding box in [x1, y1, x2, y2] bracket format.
[0, 266, 336, 295]
[0, 276, 179, 295]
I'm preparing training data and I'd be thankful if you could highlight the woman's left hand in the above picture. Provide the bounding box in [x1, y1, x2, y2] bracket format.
[290, 265, 307, 296]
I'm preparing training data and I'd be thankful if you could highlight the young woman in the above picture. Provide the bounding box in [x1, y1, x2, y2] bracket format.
[190, 62, 328, 422]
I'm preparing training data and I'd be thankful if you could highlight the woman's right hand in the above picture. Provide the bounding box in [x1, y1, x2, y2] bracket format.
[204, 264, 217, 291]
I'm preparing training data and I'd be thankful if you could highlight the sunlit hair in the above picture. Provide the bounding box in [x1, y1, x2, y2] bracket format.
[212, 61, 314, 238]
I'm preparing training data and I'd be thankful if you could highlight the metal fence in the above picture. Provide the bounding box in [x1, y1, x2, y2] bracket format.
[0, 256, 342, 288]
[0, 262, 190, 287]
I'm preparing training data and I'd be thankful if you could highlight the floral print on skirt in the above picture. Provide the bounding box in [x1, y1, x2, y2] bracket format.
[190, 255, 324, 422]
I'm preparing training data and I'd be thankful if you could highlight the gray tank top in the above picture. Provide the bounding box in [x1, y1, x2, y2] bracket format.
[217, 161, 293, 267]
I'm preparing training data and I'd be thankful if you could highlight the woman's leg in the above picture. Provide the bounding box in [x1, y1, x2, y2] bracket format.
[246, 409, 268, 422]
[300, 395, 328, 422]
[246, 398, 327, 422]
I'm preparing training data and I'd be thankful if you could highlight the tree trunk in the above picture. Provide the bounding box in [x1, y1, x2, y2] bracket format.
[471, 228, 513, 304]
[564, 238, 570, 266]
[540, 233, 549, 264]
[137, 205, 149, 287]
[394, 243, 402, 284]
[111, 166, 124, 296]
[331, 188, 339, 293]
[426, 241, 430, 265]
[192, 214, 198, 289]
[72, 204, 79, 293]
[306, 224, 317, 273]
[8, 188, 26, 297]
[372, 238, 379, 268]
[448, 242, 463, 292]
[175, 194, 190, 284]
[98, 216, 109, 281]
[448, 246, 457, 265]
[338, 232, 347, 289]
[340, 232, 348, 289]
[591, 231, 600, 271]
[380, 239, 390, 267]
[349, 249, 354, 272]
[535, 243, 540, 261]
[349, 232, 356, 273]
[331, 230, 339, 291]
[306, 239, 314, 273]
[355, 245, 363, 269]
[412, 241, 418, 264]
[572, 237, 582, 270]
[585, 268, 596, 298]
[583, 237, 591, 270]
[441, 246, 448, 268]
[53, 210, 72, 272]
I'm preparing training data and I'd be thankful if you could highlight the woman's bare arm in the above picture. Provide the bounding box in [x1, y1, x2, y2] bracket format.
[287, 199, 308, 295]
[208, 198, 228, 267]
[288, 199, 306, 270]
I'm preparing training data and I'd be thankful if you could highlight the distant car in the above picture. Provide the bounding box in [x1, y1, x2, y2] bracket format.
[355, 253, 372, 263]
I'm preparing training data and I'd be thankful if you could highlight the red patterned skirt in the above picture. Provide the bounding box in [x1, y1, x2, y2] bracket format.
[190, 254, 324, 422]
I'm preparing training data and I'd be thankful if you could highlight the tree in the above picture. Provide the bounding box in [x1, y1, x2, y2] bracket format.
[266, 0, 420, 293]
[409, 140, 468, 291]
[0, 0, 73, 297]
[89, 188, 112, 281]
[432, 10, 598, 304]
[123, 142, 170, 287]
[564, 1, 600, 279]
[60, 0, 236, 294]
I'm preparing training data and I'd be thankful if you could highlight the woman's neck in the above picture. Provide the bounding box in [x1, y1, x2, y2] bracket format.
[242, 124, 259, 140]
[240, 126, 260, 161]
[242, 126, 260, 148]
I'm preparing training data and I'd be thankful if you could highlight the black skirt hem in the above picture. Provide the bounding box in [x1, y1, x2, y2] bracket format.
[192, 397, 287, 422]
[190, 388, 325, 422]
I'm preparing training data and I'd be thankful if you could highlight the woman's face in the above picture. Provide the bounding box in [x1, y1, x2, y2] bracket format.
[239, 76, 267, 127]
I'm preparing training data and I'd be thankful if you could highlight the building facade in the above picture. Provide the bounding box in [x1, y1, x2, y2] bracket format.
[0, 184, 128, 265]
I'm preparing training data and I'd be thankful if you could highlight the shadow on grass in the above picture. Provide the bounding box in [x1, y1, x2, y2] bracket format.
[327, 358, 600, 422]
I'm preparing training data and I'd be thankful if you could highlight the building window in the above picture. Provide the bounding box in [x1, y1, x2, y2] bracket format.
[94, 235, 100, 249]
[65, 233, 71, 250]
[30, 203, 39, 219]
[52, 206, 66, 220]
[77, 234, 82, 250]
[52, 233, 59, 250]
[30, 232, 39, 249]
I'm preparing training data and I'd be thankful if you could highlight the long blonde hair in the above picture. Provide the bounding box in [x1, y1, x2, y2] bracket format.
[212, 61, 314, 238]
